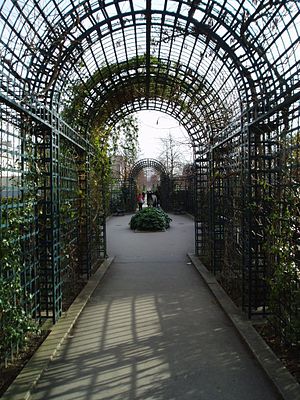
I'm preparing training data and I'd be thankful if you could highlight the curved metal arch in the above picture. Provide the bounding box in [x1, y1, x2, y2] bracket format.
[51, 26, 244, 123]
[107, 100, 207, 147]
[83, 69, 233, 134]
[29, 2, 297, 105]
[41, 4, 299, 141]
[0, 6, 243, 108]
[58, 61, 237, 152]
[0, 1, 299, 135]
[129, 158, 168, 180]
[50, 12, 253, 108]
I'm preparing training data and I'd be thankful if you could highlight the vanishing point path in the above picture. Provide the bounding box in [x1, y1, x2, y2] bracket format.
[30, 214, 279, 400]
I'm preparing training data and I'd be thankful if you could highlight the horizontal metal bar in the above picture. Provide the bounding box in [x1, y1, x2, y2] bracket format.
[0, 91, 88, 151]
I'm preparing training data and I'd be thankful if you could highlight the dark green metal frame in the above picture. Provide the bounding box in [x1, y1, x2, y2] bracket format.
[129, 158, 170, 211]
[0, 0, 299, 347]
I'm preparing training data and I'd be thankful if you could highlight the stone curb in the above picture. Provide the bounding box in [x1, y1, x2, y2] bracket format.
[2, 257, 114, 400]
[187, 253, 300, 400]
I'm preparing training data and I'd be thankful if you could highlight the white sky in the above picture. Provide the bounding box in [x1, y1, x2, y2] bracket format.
[135, 110, 194, 164]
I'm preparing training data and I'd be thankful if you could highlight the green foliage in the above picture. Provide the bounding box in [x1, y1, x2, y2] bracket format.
[0, 133, 38, 361]
[110, 114, 140, 180]
[90, 126, 112, 215]
[61, 54, 225, 131]
[59, 143, 81, 294]
[253, 172, 300, 345]
[263, 184, 300, 345]
[130, 208, 172, 231]
[64, 79, 140, 215]
[62, 55, 155, 128]
[0, 205, 37, 360]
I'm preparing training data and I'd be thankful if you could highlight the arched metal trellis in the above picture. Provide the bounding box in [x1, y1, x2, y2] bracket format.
[170, 164, 195, 215]
[0, 0, 300, 355]
[129, 158, 170, 210]
[129, 158, 167, 179]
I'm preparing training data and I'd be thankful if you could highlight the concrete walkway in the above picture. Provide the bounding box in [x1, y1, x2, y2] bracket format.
[29, 214, 280, 400]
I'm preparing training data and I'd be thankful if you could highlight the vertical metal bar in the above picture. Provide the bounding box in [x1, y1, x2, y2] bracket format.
[145, 0, 151, 106]
[210, 148, 216, 274]
[78, 150, 91, 278]
[194, 150, 210, 264]
[243, 121, 251, 317]
[37, 119, 61, 323]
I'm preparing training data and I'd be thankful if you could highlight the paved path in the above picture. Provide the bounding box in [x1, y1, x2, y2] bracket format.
[30, 214, 279, 400]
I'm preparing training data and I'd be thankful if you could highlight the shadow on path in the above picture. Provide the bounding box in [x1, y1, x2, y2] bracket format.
[30, 214, 279, 400]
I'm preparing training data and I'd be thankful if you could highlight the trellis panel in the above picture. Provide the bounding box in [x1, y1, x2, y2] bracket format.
[36, 123, 61, 322]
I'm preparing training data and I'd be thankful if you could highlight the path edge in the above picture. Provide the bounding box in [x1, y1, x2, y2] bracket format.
[2, 256, 114, 400]
[187, 253, 300, 400]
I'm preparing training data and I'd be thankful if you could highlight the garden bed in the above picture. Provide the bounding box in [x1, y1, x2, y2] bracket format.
[0, 330, 49, 396]
[254, 323, 300, 383]
[0, 279, 86, 397]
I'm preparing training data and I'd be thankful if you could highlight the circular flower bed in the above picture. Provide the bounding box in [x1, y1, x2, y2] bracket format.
[130, 208, 172, 231]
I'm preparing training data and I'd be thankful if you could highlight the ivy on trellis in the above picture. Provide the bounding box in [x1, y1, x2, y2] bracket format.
[0, 133, 39, 365]
[251, 168, 300, 345]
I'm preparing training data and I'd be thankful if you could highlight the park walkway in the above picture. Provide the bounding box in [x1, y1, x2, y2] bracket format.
[30, 213, 279, 400]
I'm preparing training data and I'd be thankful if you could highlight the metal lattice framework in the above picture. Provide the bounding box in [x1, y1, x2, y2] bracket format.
[2, 1, 298, 138]
[0, 1, 300, 351]
[129, 158, 169, 209]
[171, 170, 195, 214]
[129, 158, 167, 179]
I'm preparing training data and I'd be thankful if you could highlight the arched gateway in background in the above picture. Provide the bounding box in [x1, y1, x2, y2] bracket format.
[129, 158, 170, 211]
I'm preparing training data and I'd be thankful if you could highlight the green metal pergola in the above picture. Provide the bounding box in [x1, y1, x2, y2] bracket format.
[129, 158, 170, 209]
[0, 1, 300, 358]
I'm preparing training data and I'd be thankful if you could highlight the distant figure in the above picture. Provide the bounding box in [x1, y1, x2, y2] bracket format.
[137, 193, 144, 211]
[147, 191, 153, 207]
[152, 193, 157, 207]
[155, 191, 160, 207]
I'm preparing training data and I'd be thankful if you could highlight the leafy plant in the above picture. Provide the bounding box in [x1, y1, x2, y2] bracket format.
[130, 208, 172, 231]
[252, 143, 300, 346]
[0, 205, 37, 364]
[61, 54, 228, 133]
[110, 115, 140, 181]
[0, 132, 39, 364]
[263, 183, 300, 345]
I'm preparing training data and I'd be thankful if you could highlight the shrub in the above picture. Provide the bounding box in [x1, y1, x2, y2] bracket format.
[130, 208, 172, 231]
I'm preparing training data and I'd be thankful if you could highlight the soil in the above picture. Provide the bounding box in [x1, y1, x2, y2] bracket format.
[62, 280, 86, 312]
[0, 280, 86, 397]
[254, 323, 300, 383]
[218, 279, 300, 383]
[0, 330, 49, 397]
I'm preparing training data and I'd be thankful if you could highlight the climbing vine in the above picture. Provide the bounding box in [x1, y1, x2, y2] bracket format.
[90, 125, 112, 216]
[59, 142, 82, 307]
[251, 145, 300, 345]
[265, 184, 300, 345]
[0, 130, 39, 364]
[62, 60, 141, 209]
[89, 114, 140, 216]
[0, 207, 36, 364]
[62, 55, 228, 132]
[110, 115, 140, 180]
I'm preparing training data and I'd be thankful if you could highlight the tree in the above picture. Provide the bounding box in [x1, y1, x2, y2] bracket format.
[158, 132, 190, 179]
[110, 115, 140, 180]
